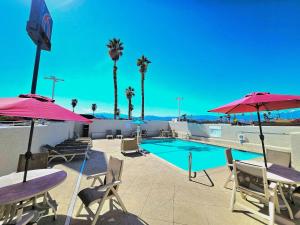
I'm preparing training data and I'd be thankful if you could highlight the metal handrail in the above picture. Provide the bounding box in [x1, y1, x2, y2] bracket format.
[188, 152, 214, 187]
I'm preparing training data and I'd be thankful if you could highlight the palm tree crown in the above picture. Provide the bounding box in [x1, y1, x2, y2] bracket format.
[71, 99, 78, 112]
[126, 86, 135, 100]
[137, 55, 151, 77]
[107, 38, 124, 61]
[91, 104, 97, 116]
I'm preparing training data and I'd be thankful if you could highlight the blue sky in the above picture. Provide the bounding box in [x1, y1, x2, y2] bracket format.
[1, 0, 300, 116]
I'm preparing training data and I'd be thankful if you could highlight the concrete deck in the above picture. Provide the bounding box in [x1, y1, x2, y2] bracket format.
[39, 139, 300, 225]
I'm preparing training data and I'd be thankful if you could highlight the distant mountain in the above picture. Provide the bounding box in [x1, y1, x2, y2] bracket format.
[93, 113, 219, 121]
[93, 110, 300, 122]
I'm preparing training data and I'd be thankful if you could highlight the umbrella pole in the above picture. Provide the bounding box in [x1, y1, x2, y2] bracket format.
[23, 43, 41, 182]
[256, 107, 268, 168]
[23, 119, 35, 182]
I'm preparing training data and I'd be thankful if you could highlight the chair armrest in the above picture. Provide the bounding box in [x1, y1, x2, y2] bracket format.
[87, 172, 107, 180]
[97, 180, 122, 191]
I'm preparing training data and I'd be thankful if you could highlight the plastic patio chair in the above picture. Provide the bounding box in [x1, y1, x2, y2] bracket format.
[224, 148, 233, 188]
[76, 156, 127, 225]
[231, 161, 279, 225]
[116, 129, 123, 139]
[106, 130, 114, 139]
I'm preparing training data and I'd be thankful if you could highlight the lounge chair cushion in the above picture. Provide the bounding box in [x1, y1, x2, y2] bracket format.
[78, 187, 113, 207]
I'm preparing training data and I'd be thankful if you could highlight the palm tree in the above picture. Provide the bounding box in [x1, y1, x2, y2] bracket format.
[91, 103, 97, 116]
[137, 55, 151, 120]
[125, 86, 135, 120]
[116, 108, 120, 120]
[71, 99, 78, 112]
[107, 38, 124, 119]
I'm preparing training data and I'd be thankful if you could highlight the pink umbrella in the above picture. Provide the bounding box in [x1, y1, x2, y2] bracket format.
[209, 92, 300, 168]
[0, 94, 91, 123]
[0, 94, 92, 182]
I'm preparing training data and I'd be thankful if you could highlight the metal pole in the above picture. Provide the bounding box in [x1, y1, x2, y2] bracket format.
[24, 43, 41, 182]
[52, 79, 55, 99]
[44, 76, 64, 100]
[31, 43, 41, 93]
[23, 120, 34, 182]
[256, 105, 268, 168]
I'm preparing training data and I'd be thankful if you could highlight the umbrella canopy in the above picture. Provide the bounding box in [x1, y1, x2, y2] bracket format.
[0, 94, 91, 182]
[0, 94, 91, 123]
[209, 92, 300, 114]
[209, 92, 300, 168]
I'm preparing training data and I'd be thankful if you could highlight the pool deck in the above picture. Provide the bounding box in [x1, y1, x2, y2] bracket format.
[39, 139, 300, 225]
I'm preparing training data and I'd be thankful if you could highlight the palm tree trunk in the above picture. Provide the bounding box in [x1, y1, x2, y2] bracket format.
[128, 99, 131, 120]
[113, 61, 118, 120]
[141, 73, 145, 120]
[72, 107, 74, 112]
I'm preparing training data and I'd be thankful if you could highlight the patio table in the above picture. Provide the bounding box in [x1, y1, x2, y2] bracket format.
[242, 160, 300, 219]
[0, 168, 67, 222]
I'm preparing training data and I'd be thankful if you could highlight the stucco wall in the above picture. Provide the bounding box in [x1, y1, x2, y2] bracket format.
[89, 119, 170, 138]
[0, 121, 75, 176]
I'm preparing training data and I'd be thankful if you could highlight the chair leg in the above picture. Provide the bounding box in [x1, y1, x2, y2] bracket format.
[230, 183, 236, 211]
[224, 172, 232, 188]
[269, 198, 275, 225]
[91, 200, 105, 225]
[76, 203, 84, 217]
[109, 199, 113, 211]
[115, 194, 127, 213]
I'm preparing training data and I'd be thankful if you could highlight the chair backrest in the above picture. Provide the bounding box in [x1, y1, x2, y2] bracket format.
[266, 149, 291, 168]
[225, 148, 233, 171]
[17, 152, 49, 172]
[116, 129, 122, 135]
[105, 157, 124, 190]
[233, 161, 269, 199]
[106, 130, 113, 135]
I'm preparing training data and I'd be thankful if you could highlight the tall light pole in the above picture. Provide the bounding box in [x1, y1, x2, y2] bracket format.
[44, 76, 64, 100]
[176, 97, 183, 121]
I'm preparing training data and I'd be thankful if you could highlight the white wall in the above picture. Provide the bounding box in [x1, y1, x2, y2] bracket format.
[0, 121, 75, 176]
[89, 119, 169, 138]
[291, 132, 300, 170]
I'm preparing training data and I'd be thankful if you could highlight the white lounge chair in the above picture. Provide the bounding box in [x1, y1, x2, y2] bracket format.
[76, 157, 127, 225]
[0, 205, 39, 225]
[231, 161, 279, 225]
[41, 144, 89, 163]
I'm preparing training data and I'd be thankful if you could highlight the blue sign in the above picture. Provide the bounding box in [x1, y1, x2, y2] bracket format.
[26, 0, 53, 51]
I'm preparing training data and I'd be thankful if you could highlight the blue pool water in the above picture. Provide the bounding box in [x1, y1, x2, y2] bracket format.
[140, 139, 262, 171]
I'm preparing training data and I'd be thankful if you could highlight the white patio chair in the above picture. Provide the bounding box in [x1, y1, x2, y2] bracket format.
[76, 156, 127, 225]
[106, 130, 114, 139]
[231, 161, 279, 225]
[224, 148, 234, 188]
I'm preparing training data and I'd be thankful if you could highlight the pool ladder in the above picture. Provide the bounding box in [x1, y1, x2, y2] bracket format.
[188, 152, 214, 187]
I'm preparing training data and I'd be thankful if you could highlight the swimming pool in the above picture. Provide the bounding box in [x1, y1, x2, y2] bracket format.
[140, 139, 262, 171]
